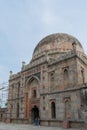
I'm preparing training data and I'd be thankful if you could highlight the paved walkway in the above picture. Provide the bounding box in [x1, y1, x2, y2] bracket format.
[0, 122, 86, 130]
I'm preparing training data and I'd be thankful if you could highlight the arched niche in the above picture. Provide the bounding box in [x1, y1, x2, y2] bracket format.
[26, 76, 40, 99]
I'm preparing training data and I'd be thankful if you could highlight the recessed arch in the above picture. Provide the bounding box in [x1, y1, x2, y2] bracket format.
[26, 75, 40, 86]
[64, 98, 71, 119]
[51, 101, 56, 119]
[63, 67, 69, 88]
[32, 89, 37, 98]
[25, 76, 40, 95]
[25, 76, 40, 120]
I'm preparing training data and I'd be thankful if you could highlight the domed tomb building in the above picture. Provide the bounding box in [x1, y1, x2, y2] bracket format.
[7, 33, 87, 128]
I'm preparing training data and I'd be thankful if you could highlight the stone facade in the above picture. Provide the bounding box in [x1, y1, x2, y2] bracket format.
[0, 108, 7, 122]
[7, 33, 87, 128]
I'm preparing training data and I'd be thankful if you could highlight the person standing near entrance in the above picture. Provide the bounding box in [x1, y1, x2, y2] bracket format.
[34, 117, 40, 126]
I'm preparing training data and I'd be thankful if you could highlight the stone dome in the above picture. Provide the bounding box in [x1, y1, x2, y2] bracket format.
[33, 33, 84, 57]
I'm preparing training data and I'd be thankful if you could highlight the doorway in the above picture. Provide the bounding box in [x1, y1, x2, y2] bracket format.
[31, 105, 39, 123]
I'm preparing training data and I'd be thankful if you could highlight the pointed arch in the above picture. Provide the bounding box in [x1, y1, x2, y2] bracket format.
[25, 76, 40, 98]
[63, 67, 69, 88]
[64, 68, 68, 79]
[25, 76, 40, 119]
[26, 75, 40, 86]
[64, 98, 71, 119]
[51, 102, 56, 119]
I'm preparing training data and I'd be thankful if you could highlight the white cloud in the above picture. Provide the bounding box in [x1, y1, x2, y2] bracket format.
[0, 0, 86, 83]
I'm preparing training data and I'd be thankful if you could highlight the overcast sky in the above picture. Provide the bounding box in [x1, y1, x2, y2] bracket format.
[0, 0, 87, 83]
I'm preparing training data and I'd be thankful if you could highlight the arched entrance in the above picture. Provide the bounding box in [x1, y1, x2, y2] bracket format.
[25, 76, 40, 123]
[31, 105, 39, 123]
